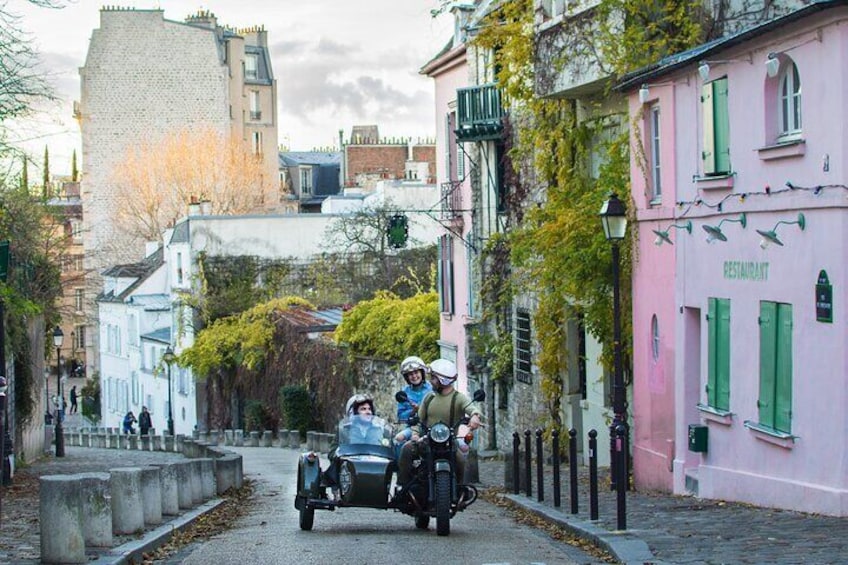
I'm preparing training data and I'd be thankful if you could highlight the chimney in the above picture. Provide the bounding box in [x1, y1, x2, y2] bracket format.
[199, 200, 212, 215]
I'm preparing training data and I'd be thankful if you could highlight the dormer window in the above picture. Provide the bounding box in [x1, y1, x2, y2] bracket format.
[245, 53, 258, 80]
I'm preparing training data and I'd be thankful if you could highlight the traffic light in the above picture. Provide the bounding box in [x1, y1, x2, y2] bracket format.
[387, 214, 408, 249]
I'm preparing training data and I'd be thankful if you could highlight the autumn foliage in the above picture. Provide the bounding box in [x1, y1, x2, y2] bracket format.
[112, 127, 275, 240]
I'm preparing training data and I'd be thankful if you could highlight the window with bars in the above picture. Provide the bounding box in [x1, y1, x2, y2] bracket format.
[515, 309, 532, 383]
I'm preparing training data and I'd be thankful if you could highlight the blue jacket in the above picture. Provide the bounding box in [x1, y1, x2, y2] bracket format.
[397, 381, 433, 423]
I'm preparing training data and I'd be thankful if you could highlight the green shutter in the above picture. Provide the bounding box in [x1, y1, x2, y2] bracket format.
[707, 299, 717, 405]
[758, 301, 777, 428]
[774, 304, 793, 433]
[715, 299, 731, 411]
[701, 83, 715, 175]
[713, 78, 731, 174]
[437, 236, 445, 312]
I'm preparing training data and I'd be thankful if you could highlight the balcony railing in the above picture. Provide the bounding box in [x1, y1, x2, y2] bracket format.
[456, 83, 505, 141]
[441, 180, 463, 221]
[250, 110, 262, 121]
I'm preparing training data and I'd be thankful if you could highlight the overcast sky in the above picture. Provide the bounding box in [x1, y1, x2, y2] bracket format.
[8, 0, 453, 176]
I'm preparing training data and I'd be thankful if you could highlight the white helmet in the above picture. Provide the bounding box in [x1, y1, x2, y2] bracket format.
[400, 356, 427, 383]
[429, 359, 458, 387]
[345, 393, 375, 416]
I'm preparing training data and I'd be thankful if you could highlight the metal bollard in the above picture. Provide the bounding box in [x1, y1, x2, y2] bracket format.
[569, 428, 578, 515]
[552, 428, 561, 508]
[535, 429, 544, 502]
[615, 424, 627, 530]
[589, 429, 599, 521]
[512, 432, 520, 495]
[524, 429, 532, 498]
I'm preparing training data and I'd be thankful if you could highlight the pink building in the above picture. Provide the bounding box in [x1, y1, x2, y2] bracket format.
[623, 2, 848, 515]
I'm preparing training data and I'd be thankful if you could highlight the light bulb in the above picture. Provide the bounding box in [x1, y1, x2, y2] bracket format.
[654, 236, 663, 246]
[759, 238, 769, 250]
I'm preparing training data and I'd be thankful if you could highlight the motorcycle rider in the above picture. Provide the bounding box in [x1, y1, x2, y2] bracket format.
[396, 358, 482, 487]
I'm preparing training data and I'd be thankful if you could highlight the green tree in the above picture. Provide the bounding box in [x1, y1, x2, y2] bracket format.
[70, 149, 78, 182]
[41, 145, 49, 198]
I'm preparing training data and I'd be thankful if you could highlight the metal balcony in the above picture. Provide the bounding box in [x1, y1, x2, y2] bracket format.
[456, 83, 504, 142]
[440, 180, 463, 222]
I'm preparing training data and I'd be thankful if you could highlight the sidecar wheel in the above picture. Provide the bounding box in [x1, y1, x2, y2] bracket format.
[299, 503, 314, 531]
[435, 472, 451, 536]
[415, 514, 430, 530]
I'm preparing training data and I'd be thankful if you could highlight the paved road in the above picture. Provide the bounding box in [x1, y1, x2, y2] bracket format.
[171, 447, 603, 565]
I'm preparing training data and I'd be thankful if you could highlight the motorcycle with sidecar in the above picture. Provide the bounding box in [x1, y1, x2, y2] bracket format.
[293, 390, 484, 535]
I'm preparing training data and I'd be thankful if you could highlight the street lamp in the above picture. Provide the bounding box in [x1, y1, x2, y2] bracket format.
[599, 193, 627, 530]
[163, 346, 176, 437]
[52, 326, 65, 457]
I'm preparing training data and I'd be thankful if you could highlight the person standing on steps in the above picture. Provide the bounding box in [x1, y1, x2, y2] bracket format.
[69, 385, 78, 414]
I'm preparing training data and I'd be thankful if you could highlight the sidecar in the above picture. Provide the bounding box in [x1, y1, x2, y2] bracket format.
[294, 415, 397, 530]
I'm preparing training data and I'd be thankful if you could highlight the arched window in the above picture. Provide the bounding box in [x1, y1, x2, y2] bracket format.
[778, 62, 802, 139]
[651, 314, 660, 361]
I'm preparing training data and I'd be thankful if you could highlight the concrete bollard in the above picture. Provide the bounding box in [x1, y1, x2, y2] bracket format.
[209, 430, 220, 445]
[78, 472, 113, 548]
[214, 454, 243, 494]
[40, 475, 86, 564]
[119, 435, 130, 450]
[289, 430, 301, 449]
[234, 430, 244, 447]
[151, 435, 162, 452]
[224, 429, 233, 446]
[140, 466, 163, 525]
[140, 435, 151, 451]
[317, 433, 331, 453]
[199, 458, 216, 499]
[175, 434, 185, 453]
[181, 438, 196, 457]
[261, 430, 272, 447]
[197, 431, 208, 443]
[128, 435, 139, 450]
[306, 431, 316, 451]
[164, 435, 175, 452]
[278, 429, 288, 447]
[175, 461, 194, 509]
[110, 467, 145, 535]
[192, 429, 200, 440]
[189, 460, 203, 504]
[247, 431, 260, 447]
[153, 462, 180, 515]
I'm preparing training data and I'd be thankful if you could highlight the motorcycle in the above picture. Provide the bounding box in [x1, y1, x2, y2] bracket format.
[293, 389, 485, 536]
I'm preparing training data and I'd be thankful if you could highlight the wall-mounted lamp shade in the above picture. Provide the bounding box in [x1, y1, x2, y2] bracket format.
[698, 62, 710, 81]
[703, 213, 747, 243]
[766, 53, 780, 78]
[652, 220, 692, 246]
[756, 213, 805, 248]
[52, 326, 64, 348]
[599, 193, 627, 241]
[638, 85, 650, 104]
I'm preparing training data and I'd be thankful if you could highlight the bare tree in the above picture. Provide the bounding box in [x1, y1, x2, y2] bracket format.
[111, 127, 276, 241]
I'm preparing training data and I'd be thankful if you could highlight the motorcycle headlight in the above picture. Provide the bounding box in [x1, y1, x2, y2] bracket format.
[429, 423, 451, 444]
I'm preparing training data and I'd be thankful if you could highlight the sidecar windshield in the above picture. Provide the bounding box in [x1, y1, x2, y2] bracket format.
[336, 415, 395, 458]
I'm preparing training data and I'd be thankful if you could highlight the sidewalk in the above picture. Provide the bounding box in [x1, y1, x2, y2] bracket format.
[476, 452, 846, 564]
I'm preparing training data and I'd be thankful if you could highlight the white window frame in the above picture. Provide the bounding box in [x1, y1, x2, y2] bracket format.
[649, 104, 661, 202]
[252, 131, 263, 156]
[778, 62, 802, 141]
[249, 90, 261, 120]
[245, 53, 258, 80]
[300, 167, 313, 195]
[74, 288, 84, 312]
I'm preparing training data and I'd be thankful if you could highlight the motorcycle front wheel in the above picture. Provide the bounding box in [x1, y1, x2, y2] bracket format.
[435, 471, 451, 536]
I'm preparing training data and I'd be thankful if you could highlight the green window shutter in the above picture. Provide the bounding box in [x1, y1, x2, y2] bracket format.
[715, 299, 731, 411]
[758, 301, 777, 428]
[707, 298, 718, 406]
[774, 304, 793, 433]
[701, 83, 715, 175]
[713, 78, 731, 174]
[437, 236, 445, 312]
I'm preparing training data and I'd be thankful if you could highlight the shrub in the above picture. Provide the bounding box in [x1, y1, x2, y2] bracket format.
[280, 385, 312, 439]
[244, 400, 271, 432]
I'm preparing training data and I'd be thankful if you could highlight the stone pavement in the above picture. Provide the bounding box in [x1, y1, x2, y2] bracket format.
[476, 453, 847, 564]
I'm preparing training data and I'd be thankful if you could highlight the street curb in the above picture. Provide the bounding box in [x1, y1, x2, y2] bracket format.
[504, 494, 662, 565]
[89, 498, 226, 565]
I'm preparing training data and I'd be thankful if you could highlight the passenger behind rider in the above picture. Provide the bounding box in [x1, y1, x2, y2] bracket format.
[396, 359, 482, 487]
[393, 356, 433, 447]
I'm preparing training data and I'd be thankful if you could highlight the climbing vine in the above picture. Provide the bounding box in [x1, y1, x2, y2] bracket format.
[473, 0, 706, 430]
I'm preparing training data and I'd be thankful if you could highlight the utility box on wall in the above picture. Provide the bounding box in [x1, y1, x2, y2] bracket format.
[688, 424, 708, 452]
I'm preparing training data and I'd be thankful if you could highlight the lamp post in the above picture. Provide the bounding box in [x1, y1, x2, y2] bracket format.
[599, 193, 627, 530]
[163, 346, 175, 437]
[52, 326, 65, 457]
